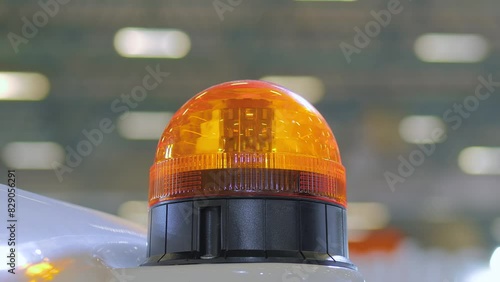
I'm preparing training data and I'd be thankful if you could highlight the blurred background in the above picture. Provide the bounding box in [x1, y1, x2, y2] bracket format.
[1, 0, 500, 281]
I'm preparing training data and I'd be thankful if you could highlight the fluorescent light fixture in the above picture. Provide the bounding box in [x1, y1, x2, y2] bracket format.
[118, 111, 173, 140]
[260, 76, 325, 104]
[0, 72, 50, 101]
[347, 202, 390, 230]
[117, 201, 148, 226]
[398, 115, 446, 144]
[1, 142, 64, 170]
[114, 27, 191, 58]
[458, 147, 500, 175]
[414, 33, 489, 63]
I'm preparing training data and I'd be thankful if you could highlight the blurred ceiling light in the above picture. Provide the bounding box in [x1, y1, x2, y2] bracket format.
[1, 142, 64, 170]
[414, 33, 489, 63]
[114, 28, 191, 59]
[347, 202, 390, 230]
[260, 76, 325, 104]
[0, 246, 27, 270]
[0, 72, 50, 101]
[117, 201, 148, 226]
[491, 247, 500, 271]
[118, 111, 173, 140]
[458, 147, 500, 175]
[398, 115, 446, 144]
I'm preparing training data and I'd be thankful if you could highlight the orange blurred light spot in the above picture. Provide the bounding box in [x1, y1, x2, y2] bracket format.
[349, 228, 404, 254]
[25, 262, 60, 281]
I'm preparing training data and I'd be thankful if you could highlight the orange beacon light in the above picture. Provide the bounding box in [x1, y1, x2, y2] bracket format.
[146, 80, 354, 269]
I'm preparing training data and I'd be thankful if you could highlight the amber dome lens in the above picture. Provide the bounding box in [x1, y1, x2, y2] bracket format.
[149, 80, 346, 207]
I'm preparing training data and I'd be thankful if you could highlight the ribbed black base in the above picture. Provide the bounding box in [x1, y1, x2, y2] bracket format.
[144, 197, 354, 269]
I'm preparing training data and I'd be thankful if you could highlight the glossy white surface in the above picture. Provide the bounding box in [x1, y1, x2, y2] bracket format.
[0, 185, 364, 281]
[111, 263, 365, 282]
[0, 185, 147, 281]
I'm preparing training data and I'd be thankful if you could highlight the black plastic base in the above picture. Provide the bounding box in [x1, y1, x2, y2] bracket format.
[144, 197, 353, 268]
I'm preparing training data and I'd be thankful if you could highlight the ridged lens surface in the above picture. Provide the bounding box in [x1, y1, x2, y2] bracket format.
[149, 80, 346, 206]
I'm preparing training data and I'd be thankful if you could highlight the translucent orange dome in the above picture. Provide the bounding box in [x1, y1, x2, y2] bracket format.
[149, 80, 346, 206]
